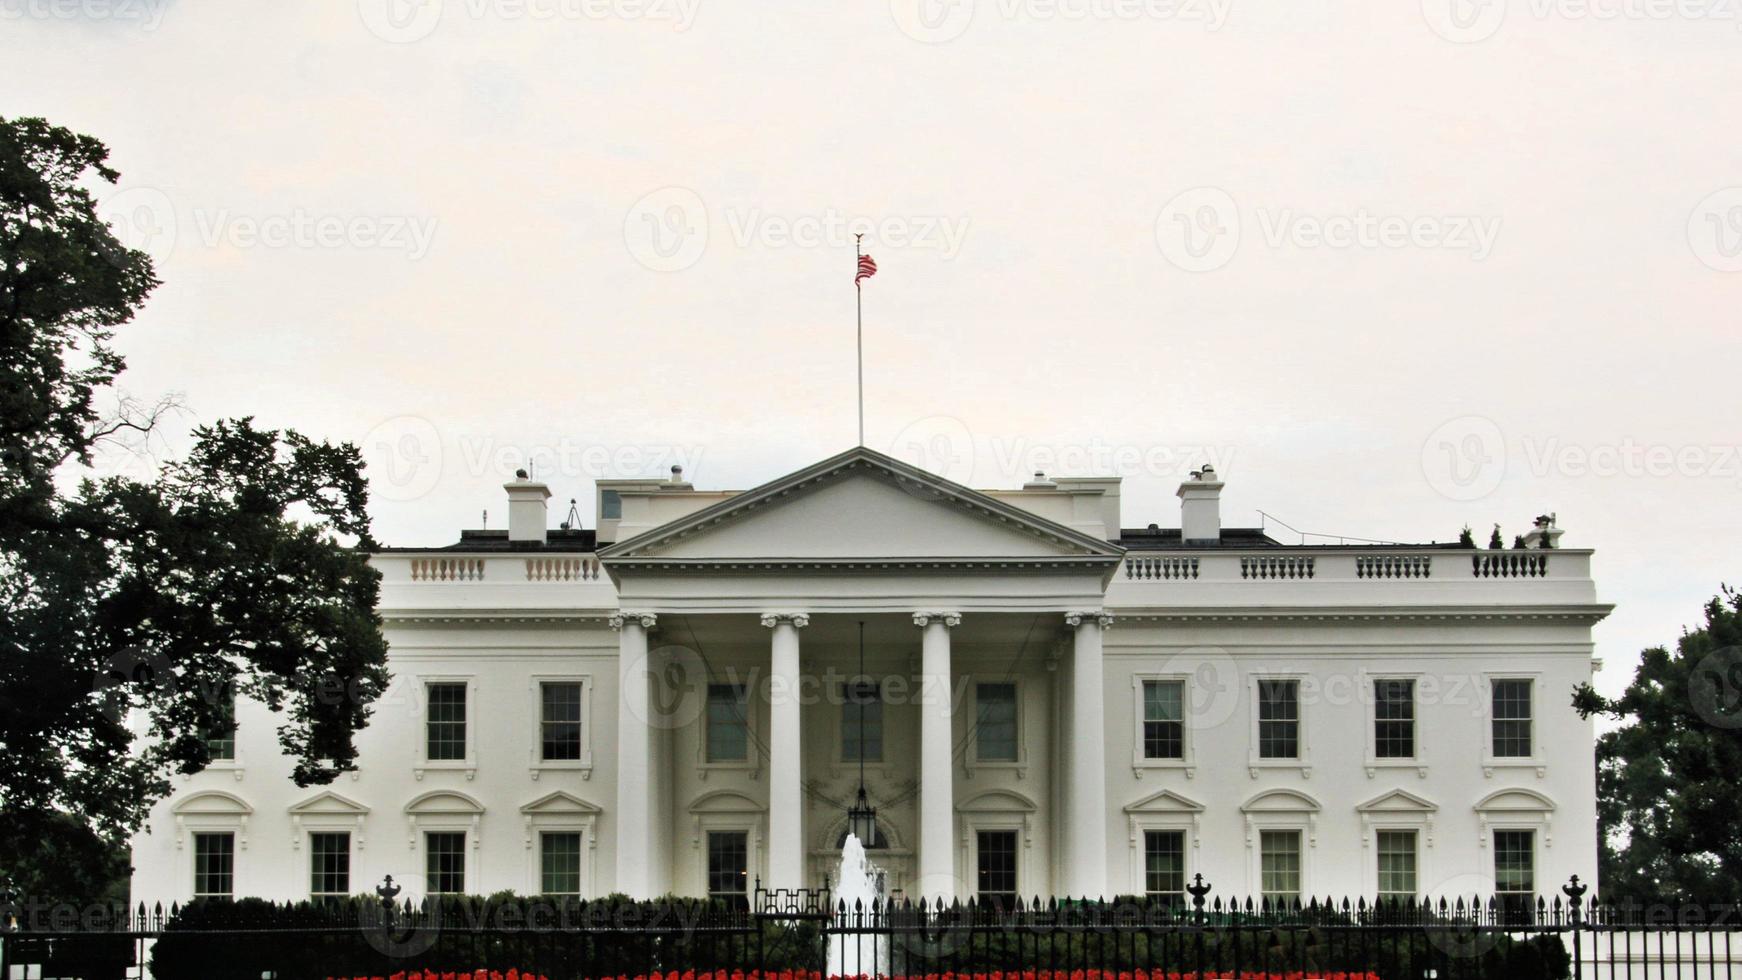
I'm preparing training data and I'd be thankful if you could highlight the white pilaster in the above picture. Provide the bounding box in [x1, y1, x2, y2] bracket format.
[761, 612, 809, 892]
[611, 611, 657, 898]
[915, 611, 961, 902]
[1064, 610, 1112, 898]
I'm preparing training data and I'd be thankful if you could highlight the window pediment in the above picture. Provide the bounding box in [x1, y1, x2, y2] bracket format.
[289, 790, 369, 815]
[1240, 789, 1321, 813]
[957, 789, 1039, 813]
[405, 790, 485, 815]
[1124, 789, 1205, 814]
[688, 790, 764, 814]
[1474, 788, 1555, 813]
[1356, 789, 1437, 814]
[172, 791, 253, 816]
[520, 791, 601, 816]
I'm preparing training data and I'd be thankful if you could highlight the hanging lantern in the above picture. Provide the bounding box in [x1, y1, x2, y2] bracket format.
[847, 784, 878, 847]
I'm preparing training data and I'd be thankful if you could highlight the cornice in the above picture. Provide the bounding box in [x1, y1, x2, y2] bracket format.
[1105, 604, 1615, 625]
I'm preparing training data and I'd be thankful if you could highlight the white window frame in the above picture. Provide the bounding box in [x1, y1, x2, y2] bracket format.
[528, 674, 594, 781]
[404, 790, 484, 898]
[697, 818, 762, 898]
[289, 790, 370, 898]
[1364, 670, 1427, 778]
[171, 791, 252, 900]
[1123, 789, 1204, 896]
[1254, 827, 1307, 907]
[1138, 825, 1193, 903]
[422, 828, 471, 896]
[520, 791, 600, 897]
[202, 683, 245, 780]
[697, 676, 761, 777]
[1247, 673, 1311, 778]
[1131, 673, 1195, 779]
[307, 830, 354, 900]
[191, 831, 238, 900]
[965, 676, 1027, 778]
[965, 820, 1027, 903]
[1371, 827, 1423, 903]
[1490, 827, 1540, 904]
[1482, 672, 1545, 778]
[416, 675, 478, 780]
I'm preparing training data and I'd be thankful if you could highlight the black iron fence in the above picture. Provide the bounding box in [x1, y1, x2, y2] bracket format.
[1, 875, 1740, 980]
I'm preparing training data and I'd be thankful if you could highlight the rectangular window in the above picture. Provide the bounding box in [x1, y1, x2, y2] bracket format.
[1492, 680, 1534, 758]
[426, 832, 466, 895]
[310, 832, 350, 900]
[706, 684, 749, 763]
[1142, 680, 1184, 760]
[205, 687, 236, 762]
[193, 833, 234, 900]
[841, 681, 884, 763]
[1375, 830, 1417, 902]
[541, 832, 583, 896]
[1494, 830, 1535, 916]
[1257, 680, 1300, 760]
[1374, 679, 1416, 760]
[540, 682, 584, 761]
[426, 683, 468, 761]
[1259, 830, 1302, 906]
[706, 830, 749, 906]
[976, 829, 1019, 908]
[975, 683, 1018, 762]
[1143, 830, 1186, 905]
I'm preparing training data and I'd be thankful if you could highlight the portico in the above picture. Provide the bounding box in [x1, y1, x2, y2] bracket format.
[597, 448, 1125, 900]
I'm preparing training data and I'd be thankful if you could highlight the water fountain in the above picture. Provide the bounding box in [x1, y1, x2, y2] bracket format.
[826, 832, 889, 978]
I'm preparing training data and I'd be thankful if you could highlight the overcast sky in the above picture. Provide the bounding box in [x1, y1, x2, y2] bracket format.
[5, 0, 1739, 699]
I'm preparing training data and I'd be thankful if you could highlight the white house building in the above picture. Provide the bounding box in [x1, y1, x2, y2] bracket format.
[129, 446, 1609, 912]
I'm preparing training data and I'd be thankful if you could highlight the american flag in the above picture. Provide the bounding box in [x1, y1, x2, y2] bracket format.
[855, 253, 877, 286]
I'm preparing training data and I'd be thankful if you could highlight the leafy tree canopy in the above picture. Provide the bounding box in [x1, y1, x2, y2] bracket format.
[0, 115, 389, 856]
[1574, 587, 1742, 904]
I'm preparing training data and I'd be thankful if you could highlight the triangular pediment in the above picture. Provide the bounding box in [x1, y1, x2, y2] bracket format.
[600, 447, 1124, 568]
[1124, 789, 1205, 814]
[1356, 789, 1437, 814]
[520, 791, 601, 815]
[289, 790, 369, 816]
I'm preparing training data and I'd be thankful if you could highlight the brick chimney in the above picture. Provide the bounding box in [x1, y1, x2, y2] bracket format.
[505, 469, 551, 543]
[1177, 465, 1224, 544]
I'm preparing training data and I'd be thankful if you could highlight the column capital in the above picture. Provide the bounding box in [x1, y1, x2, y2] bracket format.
[609, 611, 658, 631]
[1065, 610, 1114, 629]
[912, 611, 962, 629]
[759, 612, 810, 629]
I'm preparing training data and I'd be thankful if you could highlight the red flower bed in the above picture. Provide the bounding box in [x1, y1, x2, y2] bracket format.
[330, 970, 1380, 980]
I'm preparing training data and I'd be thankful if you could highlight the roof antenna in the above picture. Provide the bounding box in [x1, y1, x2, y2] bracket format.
[560, 498, 581, 531]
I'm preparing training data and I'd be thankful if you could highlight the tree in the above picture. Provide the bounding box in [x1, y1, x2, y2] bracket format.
[1574, 587, 1742, 904]
[0, 116, 390, 859]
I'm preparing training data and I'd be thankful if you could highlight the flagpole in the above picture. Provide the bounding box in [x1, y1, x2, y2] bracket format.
[855, 233, 865, 447]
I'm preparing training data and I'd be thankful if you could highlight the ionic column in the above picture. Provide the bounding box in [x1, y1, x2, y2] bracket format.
[1064, 610, 1112, 899]
[611, 611, 658, 898]
[914, 611, 961, 901]
[761, 612, 809, 892]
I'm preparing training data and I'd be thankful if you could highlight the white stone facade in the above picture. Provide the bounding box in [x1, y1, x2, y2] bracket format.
[129, 447, 1608, 911]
